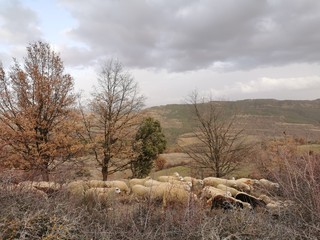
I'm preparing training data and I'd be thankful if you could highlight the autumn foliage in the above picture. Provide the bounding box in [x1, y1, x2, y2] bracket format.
[0, 41, 80, 180]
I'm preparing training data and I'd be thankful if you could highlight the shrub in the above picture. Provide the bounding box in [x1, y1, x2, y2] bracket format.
[155, 156, 166, 171]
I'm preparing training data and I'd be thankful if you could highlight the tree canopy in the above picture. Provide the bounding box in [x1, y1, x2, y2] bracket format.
[0, 41, 80, 180]
[80, 59, 145, 180]
[131, 117, 167, 178]
[182, 91, 252, 178]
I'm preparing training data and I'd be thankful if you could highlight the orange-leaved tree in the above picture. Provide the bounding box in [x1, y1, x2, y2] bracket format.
[0, 41, 81, 181]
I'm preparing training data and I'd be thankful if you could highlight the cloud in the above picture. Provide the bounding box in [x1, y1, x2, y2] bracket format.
[237, 76, 320, 93]
[58, 0, 320, 71]
[208, 75, 320, 100]
[0, 0, 42, 45]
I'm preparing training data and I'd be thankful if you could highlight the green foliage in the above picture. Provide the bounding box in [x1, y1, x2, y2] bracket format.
[131, 117, 166, 178]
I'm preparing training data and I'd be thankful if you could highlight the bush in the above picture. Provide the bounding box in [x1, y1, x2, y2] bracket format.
[273, 153, 320, 223]
[155, 156, 166, 171]
[1, 160, 319, 239]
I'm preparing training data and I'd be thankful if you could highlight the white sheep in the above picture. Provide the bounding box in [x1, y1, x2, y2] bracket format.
[183, 177, 203, 186]
[131, 184, 151, 200]
[200, 186, 231, 200]
[216, 184, 241, 197]
[172, 172, 180, 178]
[203, 177, 248, 191]
[145, 180, 191, 192]
[166, 179, 192, 191]
[84, 187, 122, 204]
[31, 181, 61, 193]
[234, 182, 251, 192]
[203, 177, 229, 187]
[259, 194, 275, 204]
[258, 179, 280, 191]
[65, 180, 90, 198]
[131, 184, 166, 202]
[144, 179, 162, 187]
[158, 175, 182, 182]
[181, 177, 203, 193]
[162, 186, 197, 208]
[237, 177, 257, 184]
[87, 180, 107, 188]
[104, 180, 130, 194]
[128, 176, 151, 188]
[15, 183, 48, 200]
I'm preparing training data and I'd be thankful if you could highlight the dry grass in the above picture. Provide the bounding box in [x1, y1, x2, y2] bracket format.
[1, 172, 319, 239]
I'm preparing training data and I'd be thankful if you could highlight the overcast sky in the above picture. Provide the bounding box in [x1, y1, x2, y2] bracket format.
[1, 0, 320, 107]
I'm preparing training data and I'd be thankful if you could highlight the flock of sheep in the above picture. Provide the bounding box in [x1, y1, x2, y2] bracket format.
[2, 172, 294, 216]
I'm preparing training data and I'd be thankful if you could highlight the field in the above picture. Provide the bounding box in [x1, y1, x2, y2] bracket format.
[1, 99, 320, 239]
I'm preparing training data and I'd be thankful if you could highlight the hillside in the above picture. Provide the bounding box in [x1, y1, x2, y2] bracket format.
[146, 99, 320, 148]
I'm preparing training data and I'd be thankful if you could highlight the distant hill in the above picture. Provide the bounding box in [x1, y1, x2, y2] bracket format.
[145, 99, 320, 149]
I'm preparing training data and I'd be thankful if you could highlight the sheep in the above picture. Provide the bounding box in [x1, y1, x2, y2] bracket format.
[203, 177, 237, 188]
[131, 184, 152, 200]
[183, 177, 204, 192]
[234, 178, 256, 191]
[158, 175, 183, 182]
[216, 184, 241, 197]
[145, 180, 191, 192]
[144, 179, 162, 187]
[235, 192, 267, 209]
[200, 186, 231, 201]
[27, 181, 61, 194]
[14, 183, 48, 200]
[166, 179, 192, 191]
[87, 180, 107, 188]
[182, 176, 193, 182]
[172, 172, 180, 178]
[131, 181, 196, 208]
[233, 182, 251, 192]
[235, 178, 257, 186]
[129, 176, 151, 188]
[130, 184, 164, 203]
[257, 178, 280, 191]
[65, 180, 90, 198]
[259, 194, 275, 205]
[162, 186, 197, 208]
[265, 200, 293, 217]
[265, 199, 295, 216]
[131, 184, 174, 204]
[84, 187, 122, 204]
[104, 180, 130, 194]
[210, 195, 244, 211]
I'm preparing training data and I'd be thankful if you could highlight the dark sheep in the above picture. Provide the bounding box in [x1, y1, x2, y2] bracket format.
[235, 192, 266, 209]
[211, 195, 244, 211]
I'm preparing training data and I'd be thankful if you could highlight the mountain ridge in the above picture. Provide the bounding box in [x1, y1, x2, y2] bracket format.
[145, 99, 320, 148]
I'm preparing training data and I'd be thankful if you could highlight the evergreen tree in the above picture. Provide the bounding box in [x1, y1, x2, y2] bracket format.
[131, 117, 166, 178]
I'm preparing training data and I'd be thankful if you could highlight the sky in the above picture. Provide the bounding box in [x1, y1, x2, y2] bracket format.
[1, 0, 320, 107]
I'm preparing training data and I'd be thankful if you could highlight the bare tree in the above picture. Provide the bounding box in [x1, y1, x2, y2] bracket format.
[0, 41, 80, 180]
[80, 59, 145, 180]
[182, 91, 252, 178]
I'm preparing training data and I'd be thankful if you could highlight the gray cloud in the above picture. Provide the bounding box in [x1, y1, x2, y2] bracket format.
[0, 0, 42, 45]
[59, 0, 320, 71]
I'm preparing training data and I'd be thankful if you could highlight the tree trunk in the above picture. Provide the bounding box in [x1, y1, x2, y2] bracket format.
[41, 169, 49, 181]
[102, 165, 108, 181]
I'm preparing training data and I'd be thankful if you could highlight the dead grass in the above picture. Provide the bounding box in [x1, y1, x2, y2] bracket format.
[1, 183, 319, 240]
